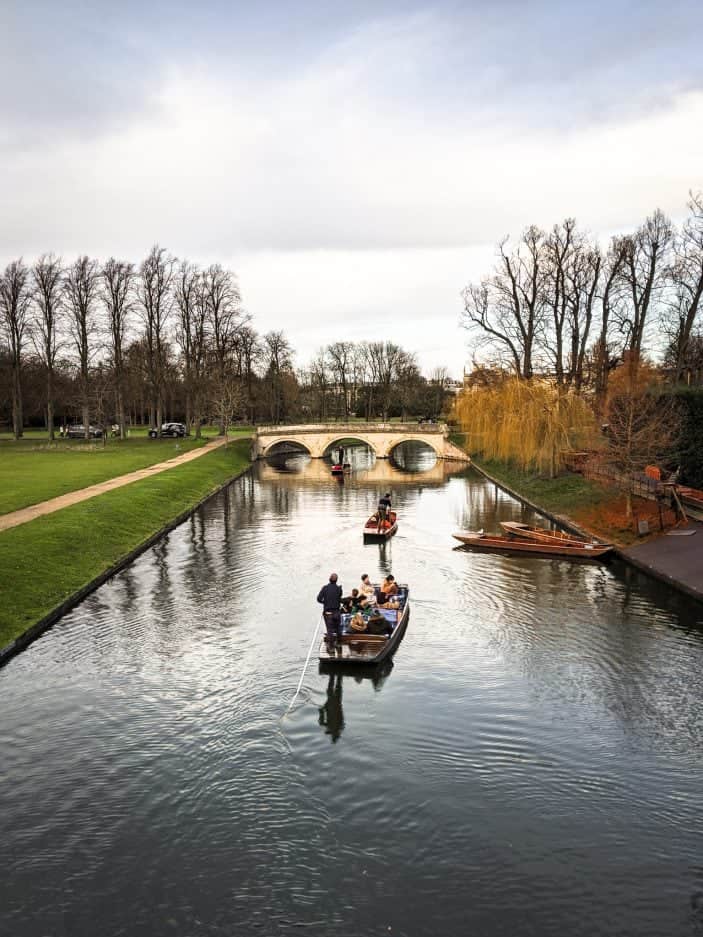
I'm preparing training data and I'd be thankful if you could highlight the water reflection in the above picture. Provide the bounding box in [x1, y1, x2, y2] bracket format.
[318, 673, 344, 742]
[317, 661, 395, 743]
[3, 442, 703, 937]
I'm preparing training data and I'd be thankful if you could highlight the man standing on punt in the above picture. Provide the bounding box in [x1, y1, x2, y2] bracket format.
[317, 573, 343, 652]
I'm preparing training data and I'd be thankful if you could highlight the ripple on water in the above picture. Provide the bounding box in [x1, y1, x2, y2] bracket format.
[3, 454, 703, 937]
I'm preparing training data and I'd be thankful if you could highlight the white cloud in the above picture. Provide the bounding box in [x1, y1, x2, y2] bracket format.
[2, 7, 702, 374]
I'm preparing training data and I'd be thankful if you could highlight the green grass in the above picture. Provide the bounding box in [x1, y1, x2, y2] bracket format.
[0, 429, 253, 515]
[475, 458, 612, 516]
[0, 439, 252, 648]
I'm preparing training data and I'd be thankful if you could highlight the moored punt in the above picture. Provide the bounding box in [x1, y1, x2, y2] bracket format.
[318, 584, 410, 665]
[453, 531, 612, 559]
[363, 510, 398, 540]
[500, 521, 610, 549]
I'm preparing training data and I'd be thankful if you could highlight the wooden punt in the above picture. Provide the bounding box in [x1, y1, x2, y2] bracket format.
[318, 585, 410, 665]
[500, 521, 610, 549]
[331, 463, 352, 476]
[453, 532, 612, 559]
[363, 510, 398, 540]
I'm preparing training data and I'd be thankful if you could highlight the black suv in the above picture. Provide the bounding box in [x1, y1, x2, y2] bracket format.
[67, 424, 103, 438]
[148, 422, 188, 438]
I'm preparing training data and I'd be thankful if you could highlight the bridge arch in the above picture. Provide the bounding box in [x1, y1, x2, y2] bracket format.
[260, 438, 313, 457]
[323, 435, 378, 457]
[387, 435, 443, 459]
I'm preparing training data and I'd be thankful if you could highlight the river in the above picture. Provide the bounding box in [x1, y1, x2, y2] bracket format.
[2, 443, 703, 937]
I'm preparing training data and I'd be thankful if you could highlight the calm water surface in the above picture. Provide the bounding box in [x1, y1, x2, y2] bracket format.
[3, 443, 703, 937]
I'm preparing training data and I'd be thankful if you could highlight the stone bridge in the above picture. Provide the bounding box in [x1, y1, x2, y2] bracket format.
[253, 422, 469, 460]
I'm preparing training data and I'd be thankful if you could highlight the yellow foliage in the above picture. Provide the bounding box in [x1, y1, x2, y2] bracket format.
[452, 378, 598, 476]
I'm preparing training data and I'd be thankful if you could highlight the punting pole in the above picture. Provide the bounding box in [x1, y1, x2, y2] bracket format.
[286, 614, 323, 713]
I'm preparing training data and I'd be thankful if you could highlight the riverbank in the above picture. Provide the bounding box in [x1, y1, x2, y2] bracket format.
[470, 456, 703, 604]
[0, 438, 252, 662]
[472, 458, 635, 544]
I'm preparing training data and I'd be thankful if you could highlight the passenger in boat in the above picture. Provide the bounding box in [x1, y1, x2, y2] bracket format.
[317, 573, 343, 649]
[360, 573, 377, 605]
[341, 588, 367, 613]
[366, 609, 393, 637]
[377, 574, 398, 605]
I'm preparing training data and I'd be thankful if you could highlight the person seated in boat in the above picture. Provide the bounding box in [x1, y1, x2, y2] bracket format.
[317, 572, 343, 650]
[359, 574, 377, 605]
[349, 611, 368, 633]
[341, 588, 367, 613]
[366, 609, 393, 637]
[377, 574, 398, 605]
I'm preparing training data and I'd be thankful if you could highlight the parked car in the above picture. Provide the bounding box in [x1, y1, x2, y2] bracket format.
[66, 424, 103, 439]
[148, 422, 188, 438]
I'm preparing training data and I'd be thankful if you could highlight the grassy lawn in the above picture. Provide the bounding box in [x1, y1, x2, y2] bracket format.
[476, 458, 612, 516]
[0, 438, 252, 649]
[0, 429, 253, 515]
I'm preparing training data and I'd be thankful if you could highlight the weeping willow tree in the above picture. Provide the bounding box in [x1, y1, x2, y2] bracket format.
[453, 378, 598, 477]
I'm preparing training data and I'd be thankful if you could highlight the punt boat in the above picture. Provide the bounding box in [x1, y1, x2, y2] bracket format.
[331, 463, 352, 476]
[363, 510, 398, 540]
[500, 521, 610, 549]
[452, 531, 612, 559]
[318, 584, 410, 666]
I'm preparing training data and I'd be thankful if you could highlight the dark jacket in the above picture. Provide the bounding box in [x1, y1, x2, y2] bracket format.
[317, 582, 343, 612]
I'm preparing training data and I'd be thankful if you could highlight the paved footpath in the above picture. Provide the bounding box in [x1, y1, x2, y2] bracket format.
[623, 520, 703, 602]
[0, 436, 236, 533]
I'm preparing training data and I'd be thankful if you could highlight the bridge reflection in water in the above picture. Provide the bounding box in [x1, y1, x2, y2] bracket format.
[260, 442, 468, 488]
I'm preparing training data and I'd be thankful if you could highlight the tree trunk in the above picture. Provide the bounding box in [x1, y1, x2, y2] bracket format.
[117, 388, 126, 440]
[12, 360, 23, 439]
[47, 368, 54, 442]
[82, 402, 90, 439]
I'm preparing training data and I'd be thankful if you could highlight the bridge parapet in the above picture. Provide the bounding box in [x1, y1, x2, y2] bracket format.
[256, 422, 448, 436]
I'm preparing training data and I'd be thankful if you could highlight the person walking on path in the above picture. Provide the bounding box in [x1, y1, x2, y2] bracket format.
[317, 573, 343, 651]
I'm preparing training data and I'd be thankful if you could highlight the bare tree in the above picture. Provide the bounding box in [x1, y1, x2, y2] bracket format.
[263, 330, 294, 423]
[462, 226, 546, 379]
[542, 219, 576, 385]
[565, 242, 601, 391]
[138, 245, 175, 433]
[666, 191, 703, 383]
[210, 374, 245, 436]
[0, 259, 31, 438]
[307, 349, 331, 421]
[593, 237, 629, 411]
[326, 341, 354, 418]
[32, 254, 64, 440]
[202, 264, 244, 433]
[65, 256, 100, 437]
[393, 351, 421, 420]
[174, 261, 203, 435]
[232, 324, 261, 424]
[367, 341, 407, 420]
[102, 258, 134, 439]
[428, 365, 451, 416]
[616, 209, 673, 359]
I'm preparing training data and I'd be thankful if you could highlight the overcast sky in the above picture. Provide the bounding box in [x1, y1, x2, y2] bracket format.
[2, 0, 703, 375]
